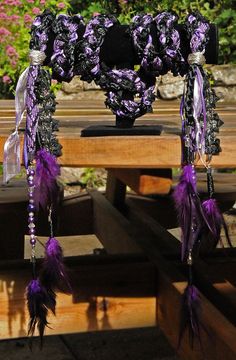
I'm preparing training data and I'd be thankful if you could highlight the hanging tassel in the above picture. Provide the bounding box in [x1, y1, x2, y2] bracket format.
[179, 283, 202, 348]
[178, 254, 205, 349]
[202, 168, 232, 249]
[26, 279, 56, 346]
[202, 198, 232, 246]
[173, 164, 210, 260]
[34, 148, 60, 210]
[40, 237, 71, 293]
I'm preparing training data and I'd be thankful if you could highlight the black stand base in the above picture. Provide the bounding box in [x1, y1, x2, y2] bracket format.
[81, 125, 163, 137]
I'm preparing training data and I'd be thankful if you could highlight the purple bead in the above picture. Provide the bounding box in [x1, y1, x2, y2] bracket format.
[28, 192, 34, 199]
[29, 228, 35, 235]
[28, 217, 34, 223]
[27, 204, 35, 212]
[28, 180, 34, 187]
[28, 169, 35, 176]
[30, 237, 36, 245]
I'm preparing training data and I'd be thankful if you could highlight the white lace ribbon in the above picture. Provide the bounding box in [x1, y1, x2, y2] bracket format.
[3, 50, 46, 183]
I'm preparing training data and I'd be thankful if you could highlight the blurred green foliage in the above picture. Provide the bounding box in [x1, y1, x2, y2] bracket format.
[80, 168, 106, 189]
[0, 0, 70, 98]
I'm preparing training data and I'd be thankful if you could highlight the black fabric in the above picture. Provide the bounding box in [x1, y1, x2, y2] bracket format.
[81, 125, 163, 137]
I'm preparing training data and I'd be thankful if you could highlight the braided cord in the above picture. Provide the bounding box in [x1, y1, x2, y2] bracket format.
[51, 14, 84, 82]
[182, 12, 222, 164]
[25, 10, 55, 166]
[130, 14, 162, 75]
[154, 12, 185, 76]
[77, 14, 155, 121]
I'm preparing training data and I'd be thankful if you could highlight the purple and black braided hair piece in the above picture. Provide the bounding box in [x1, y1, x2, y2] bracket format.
[130, 14, 162, 76]
[154, 11, 185, 76]
[76, 14, 155, 121]
[3, 10, 70, 344]
[51, 13, 84, 82]
[3, 8, 228, 349]
[173, 12, 232, 347]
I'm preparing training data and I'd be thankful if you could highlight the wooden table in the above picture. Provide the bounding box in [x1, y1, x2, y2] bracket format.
[0, 99, 236, 359]
[1, 99, 236, 168]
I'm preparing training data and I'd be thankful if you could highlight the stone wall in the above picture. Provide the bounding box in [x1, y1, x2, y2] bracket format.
[56, 65, 236, 103]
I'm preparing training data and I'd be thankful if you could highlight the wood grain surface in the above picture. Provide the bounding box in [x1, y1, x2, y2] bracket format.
[1, 100, 236, 168]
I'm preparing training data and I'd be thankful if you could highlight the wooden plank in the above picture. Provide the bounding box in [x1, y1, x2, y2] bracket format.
[1, 132, 235, 168]
[1, 100, 236, 168]
[57, 193, 94, 236]
[109, 168, 172, 195]
[1, 99, 235, 111]
[105, 170, 127, 209]
[90, 190, 141, 254]
[58, 135, 182, 168]
[0, 255, 156, 340]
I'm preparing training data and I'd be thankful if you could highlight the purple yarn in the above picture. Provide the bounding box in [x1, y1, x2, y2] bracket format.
[78, 14, 155, 121]
[186, 13, 210, 53]
[24, 66, 39, 166]
[154, 12, 185, 75]
[51, 14, 84, 81]
[131, 14, 162, 75]
[24, 12, 54, 167]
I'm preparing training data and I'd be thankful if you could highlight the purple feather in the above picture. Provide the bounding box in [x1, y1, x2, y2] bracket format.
[34, 149, 60, 210]
[202, 198, 232, 249]
[173, 165, 207, 260]
[40, 237, 72, 294]
[26, 279, 55, 345]
[179, 284, 202, 348]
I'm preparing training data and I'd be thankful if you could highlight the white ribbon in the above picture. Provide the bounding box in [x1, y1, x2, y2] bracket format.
[3, 50, 46, 183]
[3, 68, 29, 183]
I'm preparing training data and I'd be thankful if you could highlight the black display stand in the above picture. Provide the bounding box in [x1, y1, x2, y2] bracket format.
[81, 125, 163, 137]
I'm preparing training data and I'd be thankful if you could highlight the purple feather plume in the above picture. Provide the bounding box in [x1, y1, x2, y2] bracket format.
[40, 237, 71, 294]
[202, 198, 232, 249]
[173, 165, 208, 260]
[179, 284, 202, 348]
[26, 279, 56, 345]
[34, 149, 60, 210]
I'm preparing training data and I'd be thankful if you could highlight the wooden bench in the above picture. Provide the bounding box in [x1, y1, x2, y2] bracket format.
[0, 99, 236, 360]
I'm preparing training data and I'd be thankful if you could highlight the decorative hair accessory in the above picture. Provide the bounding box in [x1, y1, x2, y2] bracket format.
[154, 12, 185, 76]
[130, 14, 162, 75]
[2, 8, 223, 347]
[76, 14, 156, 123]
[4, 10, 69, 344]
[51, 14, 84, 82]
[174, 12, 232, 346]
